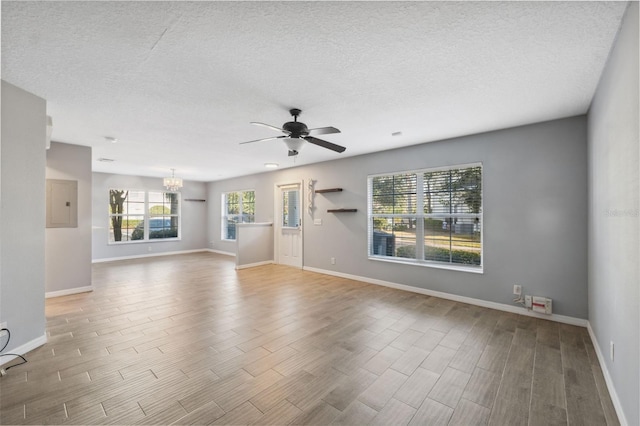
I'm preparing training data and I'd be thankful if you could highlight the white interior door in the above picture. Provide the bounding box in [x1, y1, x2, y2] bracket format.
[276, 183, 303, 268]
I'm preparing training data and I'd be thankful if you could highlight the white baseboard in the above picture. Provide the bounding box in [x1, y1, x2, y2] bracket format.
[0, 333, 47, 367]
[92, 249, 213, 263]
[586, 323, 628, 426]
[46, 286, 93, 299]
[236, 260, 273, 270]
[205, 249, 236, 257]
[303, 266, 588, 327]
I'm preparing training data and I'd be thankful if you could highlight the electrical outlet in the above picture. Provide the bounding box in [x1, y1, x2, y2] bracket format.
[610, 341, 614, 361]
[524, 295, 532, 308]
[513, 285, 522, 296]
[330, 257, 336, 265]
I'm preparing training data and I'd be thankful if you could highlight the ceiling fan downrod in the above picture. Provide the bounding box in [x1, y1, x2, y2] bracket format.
[289, 108, 301, 122]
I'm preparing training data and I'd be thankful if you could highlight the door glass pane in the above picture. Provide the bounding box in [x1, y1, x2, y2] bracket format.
[282, 189, 300, 227]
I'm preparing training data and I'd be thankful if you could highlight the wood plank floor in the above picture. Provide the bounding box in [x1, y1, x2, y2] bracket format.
[0, 252, 619, 425]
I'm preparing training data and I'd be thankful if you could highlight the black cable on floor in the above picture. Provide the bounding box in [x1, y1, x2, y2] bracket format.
[0, 327, 28, 375]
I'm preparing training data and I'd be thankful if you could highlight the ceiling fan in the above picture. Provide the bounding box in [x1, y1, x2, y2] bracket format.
[240, 108, 346, 157]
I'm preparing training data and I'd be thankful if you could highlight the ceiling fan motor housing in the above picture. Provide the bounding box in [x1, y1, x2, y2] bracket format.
[282, 121, 309, 138]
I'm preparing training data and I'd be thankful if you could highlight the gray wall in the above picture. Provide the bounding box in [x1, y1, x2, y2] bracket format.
[0, 80, 46, 351]
[587, 3, 639, 425]
[46, 142, 92, 294]
[208, 116, 588, 318]
[236, 223, 274, 268]
[92, 172, 208, 261]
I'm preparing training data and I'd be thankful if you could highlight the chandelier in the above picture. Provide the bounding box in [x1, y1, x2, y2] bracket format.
[163, 168, 183, 191]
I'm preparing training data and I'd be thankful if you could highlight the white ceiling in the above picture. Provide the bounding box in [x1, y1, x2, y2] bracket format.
[1, 1, 628, 182]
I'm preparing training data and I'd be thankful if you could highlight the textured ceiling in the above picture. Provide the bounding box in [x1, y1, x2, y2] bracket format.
[1, 1, 628, 181]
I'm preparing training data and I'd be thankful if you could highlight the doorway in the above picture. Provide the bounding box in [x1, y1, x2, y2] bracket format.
[275, 182, 303, 268]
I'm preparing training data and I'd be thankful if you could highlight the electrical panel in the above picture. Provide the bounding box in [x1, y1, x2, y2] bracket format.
[46, 179, 78, 228]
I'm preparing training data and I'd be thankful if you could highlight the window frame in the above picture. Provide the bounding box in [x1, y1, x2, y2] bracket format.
[108, 189, 181, 244]
[221, 189, 256, 241]
[367, 162, 483, 273]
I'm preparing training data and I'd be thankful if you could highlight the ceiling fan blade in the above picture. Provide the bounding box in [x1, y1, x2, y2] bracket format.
[239, 135, 287, 145]
[308, 126, 341, 136]
[250, 122, 291, 135]
[304, 136, 346, 153]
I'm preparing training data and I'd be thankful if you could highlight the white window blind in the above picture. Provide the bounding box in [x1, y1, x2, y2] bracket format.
[368, 164, 482, 270]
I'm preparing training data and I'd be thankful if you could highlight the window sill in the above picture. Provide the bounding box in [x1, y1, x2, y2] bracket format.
[108, 238, 181, 245]
[368, 255, 483, 274]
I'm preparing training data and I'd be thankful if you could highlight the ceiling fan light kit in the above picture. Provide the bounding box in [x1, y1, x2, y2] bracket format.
[240, 108, 346, 157]
[284, 137, 305, 156]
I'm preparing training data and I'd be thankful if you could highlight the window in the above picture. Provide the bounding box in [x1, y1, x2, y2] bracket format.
[108, 190, 180, 243]
[222, 190, 255, 240]
[368, 163, 482, 271]
[148, 192, 180, 239]
[282, 188, 300, 228]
